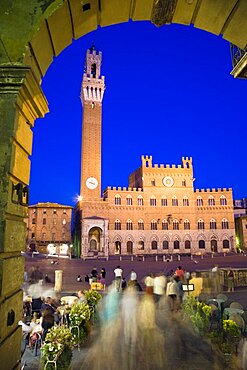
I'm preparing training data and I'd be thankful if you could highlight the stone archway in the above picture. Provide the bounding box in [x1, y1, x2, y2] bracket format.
[0, 0, 247, 366]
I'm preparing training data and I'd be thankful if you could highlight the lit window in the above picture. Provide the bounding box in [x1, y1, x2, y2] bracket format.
[150, 196, 156, 206]
[115, 220, 121, 230]
[210, 219, 217, 229]
[198, 219, 204, 230]
[222, 218, 229, 229]
[183, 197, 189, 206]
[220, 196, 227, 205]
[151, 220, 157, 230]
[208, 196, 215, 206]
[172, 196, 178, 206]
[184, 220, 190, 230]
[126, 195, 132, 205]
[138, 220, 144, 230]
[196, 197, 203, 206]
[161, 197, 167, 206]
[173, 220, 179, 230]
[42, 233, 46, 239]
[138, 241, 144, 250]
[126, 219, 133, 230]
[115, 195, 121, 205]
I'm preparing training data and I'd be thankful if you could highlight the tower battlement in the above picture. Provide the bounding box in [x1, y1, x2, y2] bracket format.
[107, 186, 143, 192]
[195, 188, 232, 193]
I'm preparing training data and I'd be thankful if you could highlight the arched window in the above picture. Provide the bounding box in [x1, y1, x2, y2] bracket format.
[162, 220, 168, 230]
[172, 196, 178, 206]
[138, 219, 144, 230]
[91, 63, 96, 77]
[126, 195, 132, 205]
[137, 196, 143, 206]
[161, 196, 167, 206]
[210, 219, 217, 229]
[151, 220, 157, 230]
[126, 219, 133, 230]
[115, 219, 121, 230]
[151, 240, 158, 250]
[223, 239, 230, 248]
[115, 195, 121, 205]
[185, 240, 191, 249]
[220, 196, 227, 205]
[173, 220, 179, 230]
[183, 197, 189, 206]
[222, 218, 229, 229]
[196, 197, 203, 206]
[199, 240, 205, 249]
[163, 240, 169, 249]
[184, 220, 190, 230]
[208, 196, 215, 206]
[150, 196, 156, 206]
[174, 240, 180, 249]
[198, 219, 205, 230]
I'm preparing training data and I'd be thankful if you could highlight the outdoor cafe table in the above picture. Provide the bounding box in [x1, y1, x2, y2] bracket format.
[60, 296, 78, 306]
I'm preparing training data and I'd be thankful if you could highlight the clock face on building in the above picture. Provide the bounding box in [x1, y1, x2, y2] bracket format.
[163, 176, 174, 187]
[86, 177, 98, 189]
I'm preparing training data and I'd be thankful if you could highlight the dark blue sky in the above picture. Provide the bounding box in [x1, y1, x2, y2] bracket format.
[29, 21, 246, 206]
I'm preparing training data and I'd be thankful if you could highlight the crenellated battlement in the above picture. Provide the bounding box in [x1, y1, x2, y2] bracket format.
[141, 156, 192, 170]
[106, 186, 143, 192]
[195, 188, 232, 193]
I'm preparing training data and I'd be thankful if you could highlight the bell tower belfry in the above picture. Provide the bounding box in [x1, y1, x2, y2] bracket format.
[80, 46, 105, 200]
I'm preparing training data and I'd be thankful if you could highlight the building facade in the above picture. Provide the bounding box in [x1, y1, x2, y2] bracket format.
[27, 202, 72, 253]
[75, 47, 235, 258]
[235, 215, 247, 251]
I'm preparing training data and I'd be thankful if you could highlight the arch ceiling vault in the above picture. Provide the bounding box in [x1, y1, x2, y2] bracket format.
[0, 0, 246, 368]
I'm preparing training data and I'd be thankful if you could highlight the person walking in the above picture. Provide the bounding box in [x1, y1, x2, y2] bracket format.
[227, 268, 234, 292]
[100, 267, 107, 290]
[166, 276, 179, 311]
[114, 265, 123, 292]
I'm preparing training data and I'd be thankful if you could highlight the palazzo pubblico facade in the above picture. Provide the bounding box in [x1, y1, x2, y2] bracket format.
[75, 47, 235, 258]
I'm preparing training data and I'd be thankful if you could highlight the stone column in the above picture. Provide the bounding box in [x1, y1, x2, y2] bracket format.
[54, 270, 63, 292]
[0, 65, 48, 369]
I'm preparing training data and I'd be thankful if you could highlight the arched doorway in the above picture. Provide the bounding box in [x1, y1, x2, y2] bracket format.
[88, 227, 101, 255]
[115, 241, 121, 255]
[127, 241, 133, 254]
[211, 239, 218, 253]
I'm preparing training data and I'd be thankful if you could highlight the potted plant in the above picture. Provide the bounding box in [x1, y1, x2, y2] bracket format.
[41, 326, 74, 370]
[69, 302, 91, 344]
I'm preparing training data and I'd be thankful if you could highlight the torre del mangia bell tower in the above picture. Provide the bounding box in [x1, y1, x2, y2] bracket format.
[80, 46, 105, 200]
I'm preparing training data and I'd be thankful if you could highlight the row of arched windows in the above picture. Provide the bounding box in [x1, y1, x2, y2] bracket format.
[114, 194, 227, 206]
[114, 218, 229, 230]
[121, 239, 230, 250]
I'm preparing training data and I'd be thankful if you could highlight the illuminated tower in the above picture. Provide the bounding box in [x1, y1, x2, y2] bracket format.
[80, 46, 105, 200]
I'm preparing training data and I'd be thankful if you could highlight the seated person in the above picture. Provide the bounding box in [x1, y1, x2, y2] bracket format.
[77, 290, 87, 303]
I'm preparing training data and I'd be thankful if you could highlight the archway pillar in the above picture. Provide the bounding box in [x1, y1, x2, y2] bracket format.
[0, 65, 48, 369]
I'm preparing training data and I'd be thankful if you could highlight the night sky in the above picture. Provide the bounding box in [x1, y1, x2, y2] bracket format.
[29, 21, 247, 206]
